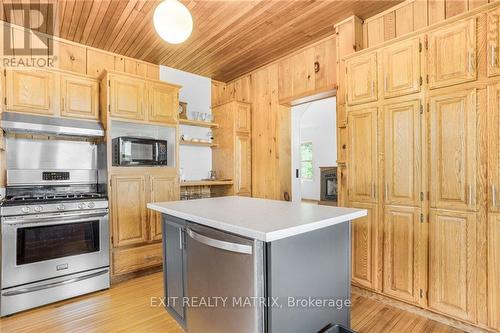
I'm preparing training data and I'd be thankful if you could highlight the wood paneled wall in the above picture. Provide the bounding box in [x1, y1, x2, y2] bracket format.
[212, 37, 336, 201]
[0, 20, 159, 80]
[212, 65, 291, 201]
[362, 0, 495, 49]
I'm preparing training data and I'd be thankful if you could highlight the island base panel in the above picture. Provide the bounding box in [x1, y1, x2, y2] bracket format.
[267, 222, 351, 333]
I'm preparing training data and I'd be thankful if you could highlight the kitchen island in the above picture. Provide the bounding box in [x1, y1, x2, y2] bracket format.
[147, 196, 367, 333]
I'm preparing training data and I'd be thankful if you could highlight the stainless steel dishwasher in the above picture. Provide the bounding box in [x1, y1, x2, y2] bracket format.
[185, 223, 265, 333]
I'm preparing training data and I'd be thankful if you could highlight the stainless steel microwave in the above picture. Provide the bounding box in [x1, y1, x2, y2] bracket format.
[112, 136, 168, 166]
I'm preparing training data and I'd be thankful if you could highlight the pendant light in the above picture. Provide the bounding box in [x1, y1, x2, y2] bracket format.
[153, 0, 193, 44]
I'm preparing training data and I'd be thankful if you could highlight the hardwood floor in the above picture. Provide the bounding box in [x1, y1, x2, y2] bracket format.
[0, 272, 464, 333]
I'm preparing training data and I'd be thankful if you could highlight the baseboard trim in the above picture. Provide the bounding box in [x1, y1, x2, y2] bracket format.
[352, 286, 495, 333]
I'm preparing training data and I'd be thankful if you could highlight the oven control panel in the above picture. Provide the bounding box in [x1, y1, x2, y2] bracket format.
[42, 172, 70, 181]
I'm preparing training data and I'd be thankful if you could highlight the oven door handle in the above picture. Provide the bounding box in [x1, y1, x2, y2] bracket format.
[2, 211, 108, 226]
[2, 269, 109, 296]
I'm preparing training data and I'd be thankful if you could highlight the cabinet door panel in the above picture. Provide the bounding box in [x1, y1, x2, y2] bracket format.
[235, 103, 251, 133]
[488, 83, 500, 212]
[430, 89, 477, 211]
[348, 107, 377, 203]
[112, 243, 162, 275]
[384, 99, 421, 206]
[489, 213, 500, 330]
[429, 209, 476, 322]
[428, 18, 476, 89]
[110, 76, 145, 121]
[60, 75, 99, 120]
[149, 175, 179, 241]
[350, 202, 378, 290]
[382, 38, 421, 98]
[148, 82, 178, 124]
[383, 205, 420, 304]
[346, 52, 377, 105]
[487, 8, 500, 77]
[111, 175, 147, 247]
[235, 133, 251, 196]
[5, 69, 53, 115]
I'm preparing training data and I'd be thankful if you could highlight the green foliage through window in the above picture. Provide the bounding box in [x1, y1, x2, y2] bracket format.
[300, 142, 313, 180]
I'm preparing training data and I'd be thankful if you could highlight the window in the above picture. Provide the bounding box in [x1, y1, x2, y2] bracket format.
[300, 142, 313, 180]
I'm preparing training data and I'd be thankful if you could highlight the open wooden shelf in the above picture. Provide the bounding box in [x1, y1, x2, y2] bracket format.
[180, 180, 233, 187]
[179, 141, 219, 148]
[179, 119, 219, 128]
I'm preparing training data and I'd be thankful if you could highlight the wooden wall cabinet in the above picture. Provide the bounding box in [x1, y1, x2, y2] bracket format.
[235, 133, 252, 196]
[488, 83, 500, 331]
[212, 101, 252, 196]
[488, 213, 500, 330]
[488, 83, 500, 212]
[382, 38, 421, 98]
[429, 89, 477, 212]
[350, 202, 379, 290]
[105, 72, 180, 125]
[488, 8, 500, 77]
[383, 99, 421, 206]
[383, 205, 421, 304]
[346, 52, 378, 105]
[429, 209, 477, 322]
[428, 18, 477, 89]
[5, 69, 54, 115]
[109, 74, 146, 121]
[60, 74, 99, 120]
[342, 5, 496, 331]
[347, 107, 378, 203]
[148, 82, 179, 124]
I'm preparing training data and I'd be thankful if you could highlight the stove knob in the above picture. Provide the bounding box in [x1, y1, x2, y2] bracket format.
[56, 204, 66, 211]
[34, 206, 43, 212]
[77, 203, 86, 209]
[87, 202, 95, 209]
[21, 206, 31, 214]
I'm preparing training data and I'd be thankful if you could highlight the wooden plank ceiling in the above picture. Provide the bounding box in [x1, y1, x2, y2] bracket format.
[0, 0, 401, 82]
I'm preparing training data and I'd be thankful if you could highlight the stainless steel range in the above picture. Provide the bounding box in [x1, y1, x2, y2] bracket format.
[0, 122, 109, 316]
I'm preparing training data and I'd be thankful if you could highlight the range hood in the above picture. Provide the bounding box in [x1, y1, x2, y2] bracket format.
[0, 112, 105, 137]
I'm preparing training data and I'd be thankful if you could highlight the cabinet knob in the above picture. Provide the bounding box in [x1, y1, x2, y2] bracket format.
[70, 55, 76, 61]
[314, 61, 320, 73]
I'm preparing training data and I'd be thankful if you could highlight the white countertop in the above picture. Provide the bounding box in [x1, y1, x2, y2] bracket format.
[147, 196, 367, 242]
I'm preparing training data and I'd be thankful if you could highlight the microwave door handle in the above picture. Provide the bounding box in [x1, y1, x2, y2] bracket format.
[154, 143, 159, 162]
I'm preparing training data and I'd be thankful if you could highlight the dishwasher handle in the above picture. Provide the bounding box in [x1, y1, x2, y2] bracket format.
[186, 228, 253, 255]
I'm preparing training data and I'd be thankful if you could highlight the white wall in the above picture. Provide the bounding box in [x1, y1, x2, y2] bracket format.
[298, 97, 337, 201]
[160, 66, 212, 180]
[291, 104, 308, 202]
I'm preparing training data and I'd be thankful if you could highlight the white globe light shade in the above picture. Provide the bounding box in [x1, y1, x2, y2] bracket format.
[153, 0, 193, 44]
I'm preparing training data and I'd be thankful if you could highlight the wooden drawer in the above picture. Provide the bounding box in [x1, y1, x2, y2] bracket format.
[112, 243, 162, 275]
